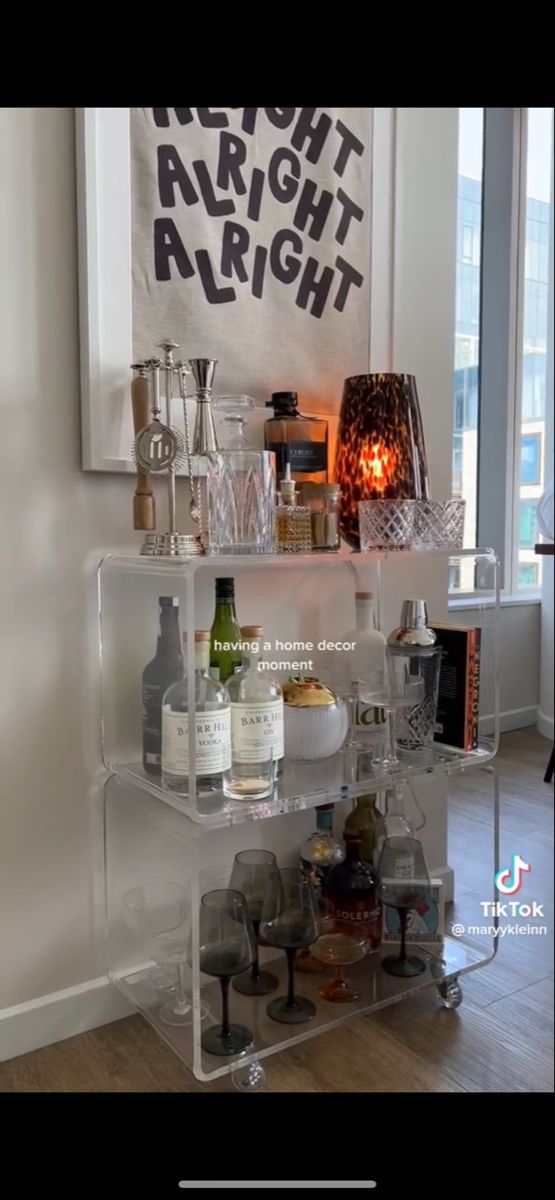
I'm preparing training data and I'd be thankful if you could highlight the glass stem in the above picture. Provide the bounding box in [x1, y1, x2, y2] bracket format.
[220, 975, 231, 1038]
[174, 963, 190, 1014]
[398, 908, 408, 963]
[286, 948, 297, 1007]
[386, 708, 397, 763]
[251, 921, 261, 982]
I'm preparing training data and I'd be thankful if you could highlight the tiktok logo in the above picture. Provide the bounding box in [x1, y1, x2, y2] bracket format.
[495, 853, 531, 895]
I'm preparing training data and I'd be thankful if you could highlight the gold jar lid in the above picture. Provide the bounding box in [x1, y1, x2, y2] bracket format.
[282, 676, 339, 707]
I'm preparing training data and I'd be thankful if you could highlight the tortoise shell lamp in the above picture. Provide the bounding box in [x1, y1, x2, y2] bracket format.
[335, 373, 430, 550]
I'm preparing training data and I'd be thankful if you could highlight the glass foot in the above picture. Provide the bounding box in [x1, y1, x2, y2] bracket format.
[318, 975, 358, 1003]
[201, 1023, 254, 1057]
[295, 950, 324, 974]
[266, 995, 316, 1025]
[232, 969, 279, 996]
[382, 953, 427, 978]
[159, 997, 210, 1026]
[232, 1059, 267, 1092]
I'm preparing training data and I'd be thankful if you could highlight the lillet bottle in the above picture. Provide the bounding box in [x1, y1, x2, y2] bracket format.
[142, 596, 184, 776]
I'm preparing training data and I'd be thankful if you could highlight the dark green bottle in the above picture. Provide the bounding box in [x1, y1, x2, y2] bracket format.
[142, 596, 183, 776]
[209, 577, 242, 683]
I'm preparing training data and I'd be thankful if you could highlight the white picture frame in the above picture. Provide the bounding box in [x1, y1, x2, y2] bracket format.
[76, 108, 396, 472]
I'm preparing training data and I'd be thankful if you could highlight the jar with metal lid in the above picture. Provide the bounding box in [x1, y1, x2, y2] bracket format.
[300, 482, 341, 551]
[283, 676, 348, 760]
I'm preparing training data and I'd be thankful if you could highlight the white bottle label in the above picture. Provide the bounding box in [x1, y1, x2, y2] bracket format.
[162, 707, 231, 776]
[394, 854, 415, 880]
[231, 700, 284, 763]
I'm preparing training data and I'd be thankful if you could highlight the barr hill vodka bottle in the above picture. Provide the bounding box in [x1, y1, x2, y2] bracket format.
[162, 631, 231, 796]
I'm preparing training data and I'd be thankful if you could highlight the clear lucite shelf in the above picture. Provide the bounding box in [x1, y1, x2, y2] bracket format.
[111, 935, 491, 1083]
[115, 737, 497, 828]
[99, 546, 500, 826]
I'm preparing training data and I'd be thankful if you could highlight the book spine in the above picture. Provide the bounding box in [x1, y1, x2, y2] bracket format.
[464, 630, 474, 751]
[470, 627, 481, 749]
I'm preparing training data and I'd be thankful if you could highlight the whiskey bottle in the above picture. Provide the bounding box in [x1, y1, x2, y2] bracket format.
[161, 631, 231, 795]
[142, 596, 184, 776]
[323, 830, 382, 951]
[209, 577, 243, 683]
[265, 391, 328, 484]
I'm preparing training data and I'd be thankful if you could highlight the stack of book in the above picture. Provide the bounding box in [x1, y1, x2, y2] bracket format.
[431, 623, 481, 752]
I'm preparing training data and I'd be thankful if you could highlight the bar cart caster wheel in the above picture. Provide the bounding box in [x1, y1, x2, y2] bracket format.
[438, 977, 463, 1009]
[231, 1059, 267, 1092]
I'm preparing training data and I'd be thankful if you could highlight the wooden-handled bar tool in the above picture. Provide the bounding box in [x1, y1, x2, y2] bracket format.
[130, 362, 156, 531]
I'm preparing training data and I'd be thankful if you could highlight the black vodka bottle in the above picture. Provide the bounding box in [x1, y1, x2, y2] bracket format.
[142, 597, 183, 775]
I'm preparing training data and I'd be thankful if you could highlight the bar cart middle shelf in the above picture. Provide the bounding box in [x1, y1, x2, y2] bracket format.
[101, 546, 500, 1085]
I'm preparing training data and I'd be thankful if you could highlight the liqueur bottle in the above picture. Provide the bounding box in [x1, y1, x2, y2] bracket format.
[300, 804, 345, 893]
[323, 830, 382, 951]
[339, 591, 386, 730]
[265, 391, 328, 484]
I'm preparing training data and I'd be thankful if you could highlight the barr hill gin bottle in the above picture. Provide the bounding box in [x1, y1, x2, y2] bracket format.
[162, 631, 231, 796]
[142, 596, 184, 776]
[225, 626, 284, 800]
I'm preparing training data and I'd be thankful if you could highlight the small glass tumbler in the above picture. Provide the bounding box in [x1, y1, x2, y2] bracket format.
[207, 450, 276, 555]
[412, 499, 465, 550]
[223, 747, 274, 802]
[358, 500, 415, 551]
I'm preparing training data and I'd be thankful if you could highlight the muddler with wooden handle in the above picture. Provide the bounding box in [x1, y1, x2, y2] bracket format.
[131, 362, 156, 531]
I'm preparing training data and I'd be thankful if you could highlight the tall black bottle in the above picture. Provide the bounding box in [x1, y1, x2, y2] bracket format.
[142, 597, 184, 776]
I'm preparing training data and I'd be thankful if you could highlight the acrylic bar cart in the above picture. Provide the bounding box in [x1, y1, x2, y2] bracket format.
[100, 548, 500, 1087]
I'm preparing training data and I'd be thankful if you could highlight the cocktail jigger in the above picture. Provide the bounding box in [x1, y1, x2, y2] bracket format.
[189, 358, 219, 455]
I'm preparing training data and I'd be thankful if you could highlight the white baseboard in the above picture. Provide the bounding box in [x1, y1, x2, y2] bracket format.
[0, 976, 134, 1063]
[537, 709, 554, 740]
[480, 705, 538, 736]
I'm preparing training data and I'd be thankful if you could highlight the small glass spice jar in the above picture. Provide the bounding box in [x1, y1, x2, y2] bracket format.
[301, 482, 341, 552]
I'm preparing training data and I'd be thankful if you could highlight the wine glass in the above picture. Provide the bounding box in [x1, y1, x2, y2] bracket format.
[377, 836, 431, 977]
[229, 850, 279, 996]
[319, 653, 365, 751]
[311, 918, 370, 1002]
[358, 666, 424, 770]
[198, 889, 256, 1056]
[123, 882, 208, 1026]
[213, 394, 256, 449]
[260, 868, 319, 1024]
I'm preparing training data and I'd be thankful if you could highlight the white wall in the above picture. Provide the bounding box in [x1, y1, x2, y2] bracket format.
[0, 107, 458, 1055]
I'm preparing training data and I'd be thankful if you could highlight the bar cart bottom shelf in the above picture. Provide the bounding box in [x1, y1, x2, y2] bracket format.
[111, 935, 490, 1084]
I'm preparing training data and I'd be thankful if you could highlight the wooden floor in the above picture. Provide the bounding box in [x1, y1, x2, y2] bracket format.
[1, 730, 552, 1094]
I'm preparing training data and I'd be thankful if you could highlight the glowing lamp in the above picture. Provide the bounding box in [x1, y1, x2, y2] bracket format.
[334, 373, 430, 549]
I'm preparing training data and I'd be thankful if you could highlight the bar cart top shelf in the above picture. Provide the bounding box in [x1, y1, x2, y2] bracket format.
[102, 545, 499, 574]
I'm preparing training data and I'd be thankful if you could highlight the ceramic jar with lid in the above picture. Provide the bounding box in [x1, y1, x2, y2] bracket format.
[283, 677, 349, 761]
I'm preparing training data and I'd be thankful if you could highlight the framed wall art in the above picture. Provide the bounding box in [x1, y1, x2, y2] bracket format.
[76, 107, 395, 471]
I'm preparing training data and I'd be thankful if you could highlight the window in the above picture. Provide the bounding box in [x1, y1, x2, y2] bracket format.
[520, 432, 542, 486]
[452, 108, 483, 592]
[519, 500, 538, 548]
[518, 562, 540, 588]
[515, 108, 552, 590]
[451, 107, 553, 597]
